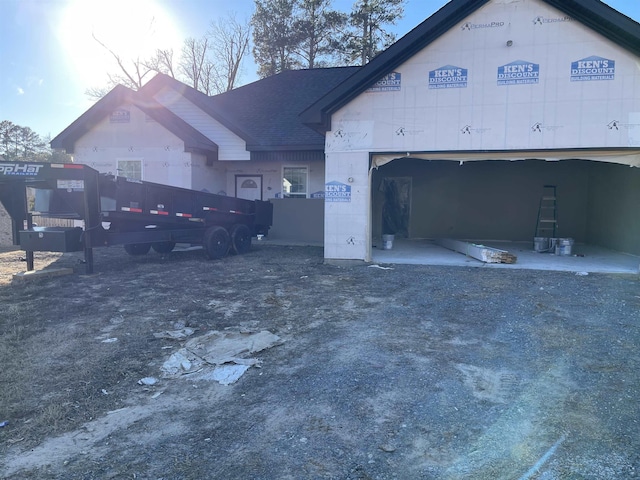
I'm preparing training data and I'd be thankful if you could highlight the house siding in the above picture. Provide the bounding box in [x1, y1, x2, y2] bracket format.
[324, 0, 640, 261]
[221, 158, 325, 200]
[153, 87, 251, 161]
[72, 103, 217, 189]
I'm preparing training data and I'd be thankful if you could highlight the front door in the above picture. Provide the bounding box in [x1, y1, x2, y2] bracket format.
[235, 175, 263, 200]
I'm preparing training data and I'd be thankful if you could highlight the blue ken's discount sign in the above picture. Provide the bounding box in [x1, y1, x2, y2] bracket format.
[367, 72, 401, 92]
[497, 60, 539, 85]
[429, 65, 468, 89]
[571, 56, 615, 81]
[325, 181, 351, 202]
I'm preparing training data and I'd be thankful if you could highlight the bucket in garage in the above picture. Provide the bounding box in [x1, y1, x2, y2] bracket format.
[533, 237, 549, 252]
[382, 234, 395, 250]
[555, 238, 574, 256]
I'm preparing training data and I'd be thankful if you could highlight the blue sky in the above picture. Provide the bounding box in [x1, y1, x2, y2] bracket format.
[1, 0, 639, 140]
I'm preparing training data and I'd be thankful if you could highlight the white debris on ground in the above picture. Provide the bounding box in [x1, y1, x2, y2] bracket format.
[153, 328, 195, 340]
[160, 330, 282, 385]
[199, 364, 251, 386]
[161, 351, 192, 376]
[137, 377, 159, 386]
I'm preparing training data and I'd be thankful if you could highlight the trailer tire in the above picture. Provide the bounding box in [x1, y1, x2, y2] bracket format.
[230, 224, 252, 255]
[203, 226, 230, 259]
[124, 243, 151, 256]
[152, 241, 176, 254]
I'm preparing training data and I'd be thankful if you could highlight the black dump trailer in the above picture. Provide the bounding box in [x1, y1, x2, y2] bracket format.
[0, 162, 273, 273]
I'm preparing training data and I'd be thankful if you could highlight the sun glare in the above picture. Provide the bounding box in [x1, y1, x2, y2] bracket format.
[58, 0, 182, 88]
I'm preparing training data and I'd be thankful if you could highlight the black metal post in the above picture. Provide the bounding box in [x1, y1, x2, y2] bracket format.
[81, 168, 101, 275]
[24, 193, 34, 271]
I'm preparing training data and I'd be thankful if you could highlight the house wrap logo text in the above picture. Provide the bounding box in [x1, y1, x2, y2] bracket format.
[368, 72, 401, 92]
[571, 56, 615, 81]
[461, 20, 504, 31]
[497, 60, 540, 85]
[533, 15, 574, 25]
[429, 65, 468, 89]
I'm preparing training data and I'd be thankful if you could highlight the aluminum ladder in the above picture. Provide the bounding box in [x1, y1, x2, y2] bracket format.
[534, 185, 557, 240]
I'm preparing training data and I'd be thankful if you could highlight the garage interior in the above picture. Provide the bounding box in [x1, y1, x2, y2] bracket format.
[370, 156, 640, 273]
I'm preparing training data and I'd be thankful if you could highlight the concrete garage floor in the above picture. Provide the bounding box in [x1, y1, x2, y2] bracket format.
[372, 238, 640, 274]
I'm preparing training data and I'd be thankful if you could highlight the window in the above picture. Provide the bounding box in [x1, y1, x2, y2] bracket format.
[282, 166, 307, 198]
[117, 159, 142, 180]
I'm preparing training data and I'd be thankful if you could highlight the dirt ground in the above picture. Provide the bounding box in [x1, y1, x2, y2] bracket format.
[0, 243, 639, 479]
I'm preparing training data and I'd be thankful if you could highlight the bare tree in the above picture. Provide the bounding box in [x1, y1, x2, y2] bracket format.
[86, 11, 249, 98]
[208, 13, 251, 92]
[86, 17, 180, 99]
[179, 37, 216, 95]
[86, 33, 156, 99]
[145, 48, 177, 78]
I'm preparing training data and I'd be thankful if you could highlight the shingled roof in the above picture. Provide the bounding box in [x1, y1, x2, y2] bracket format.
[209, 67, 360, 151]
[142, 67, 360, 151]
[301, 0, 640, 132]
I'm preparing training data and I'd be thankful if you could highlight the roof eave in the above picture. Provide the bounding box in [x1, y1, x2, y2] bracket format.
[187, 147, 219, 165]
[197, 102, 260, 146]
[143, 73, 260, 147]
[134, 100, 220, 160]
[245, 144, 325, 152]
[543, 0, 640, 57]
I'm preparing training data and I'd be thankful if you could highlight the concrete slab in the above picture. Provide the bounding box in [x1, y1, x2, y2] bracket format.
[371, 239, 640, 274]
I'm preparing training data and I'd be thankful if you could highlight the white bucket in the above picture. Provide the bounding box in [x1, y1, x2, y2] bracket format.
[555, 238, 574, 256]
[382, 234, 394, 250]
[533, 237, 549, 252]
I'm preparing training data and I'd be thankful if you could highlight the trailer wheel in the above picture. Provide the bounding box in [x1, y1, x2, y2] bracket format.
[230, 224, 252, 255]
[124, 243, 151, 256]
[203, 226, 230, 259]
[152, 241, 176, 254]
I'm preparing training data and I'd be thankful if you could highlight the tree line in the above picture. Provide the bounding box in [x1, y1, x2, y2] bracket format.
[89, 0, 405, 98]
[0, 121, 70, 163]
[253, 0, 404, 77]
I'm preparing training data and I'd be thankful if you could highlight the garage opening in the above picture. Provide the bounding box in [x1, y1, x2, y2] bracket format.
[370, 156, 640, 270]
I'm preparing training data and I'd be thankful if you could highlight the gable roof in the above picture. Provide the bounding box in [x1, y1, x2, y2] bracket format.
[51, 85, 219, 163]
[140, 74, 258, 146]
[300, 0, 640, 132]
[143, 68, 360, 151]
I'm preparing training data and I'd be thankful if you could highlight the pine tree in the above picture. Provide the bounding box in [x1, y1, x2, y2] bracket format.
[252, 0, 300, 77]
[344, 0, 405, 66]
[293, 0, 347, 69]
